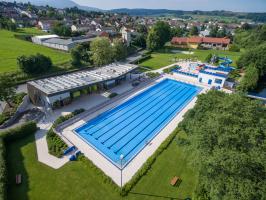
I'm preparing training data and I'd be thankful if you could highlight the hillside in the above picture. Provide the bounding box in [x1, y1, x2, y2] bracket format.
[3, 0, 101, 11]
[0, 28, 71, 73]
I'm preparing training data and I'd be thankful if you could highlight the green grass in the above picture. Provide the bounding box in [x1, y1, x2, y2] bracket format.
[139, 48, 241, 71]
[0, 28, 71, 73]
[7, 133, 197, 200]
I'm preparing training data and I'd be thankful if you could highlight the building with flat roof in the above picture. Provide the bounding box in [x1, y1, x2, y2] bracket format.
[32, 35, 96, 51]
[27, 63, 139, 108]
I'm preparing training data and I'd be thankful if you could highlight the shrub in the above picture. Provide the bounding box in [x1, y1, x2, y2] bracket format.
[14, 34, 32, 42]
[163, 66, 178, 74]
[0, 139, 6, 200]
[17, 53, 53, 75]
[121, 129, 179, 196]
[229, 44, 240, 52]
[46, 129, 67, 157]
[47, 108, 85, 157]
[146, 72, 160, 79]
[0, 121, 37, 200]
[108, 93, 118, 98]
[0, 121, 37, 142]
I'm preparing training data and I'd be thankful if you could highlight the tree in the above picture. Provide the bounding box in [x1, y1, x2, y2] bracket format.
[90, 37, 113, 66]
[237, 43, 266, 76]
[205, 53, 212, 63]
[237, 65, 259, 92]
[71, 44, 90, 67]
[52, 22, 71, 37]
[216, 27, 227, 38]
[112, 39, 127, 61]
[17, 54, 52, 75]
[0, 74, 16, 107]
[132, 33, 146, 48]
[229, 44, 240, 52]
[147, 21, 171, 51]
[171, 27, 184, 37]
[209, 26, 219, 37]
[189, 26, 199, 36]
[146, 28, 161, 51]
[136, 24, 148, 34]
[179, 91, 266, 200]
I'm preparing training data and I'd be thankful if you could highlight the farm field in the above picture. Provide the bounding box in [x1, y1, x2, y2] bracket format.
[0, 28, 71, 73]
[139, 48, 241, 71]
[7, 132, 197, 200]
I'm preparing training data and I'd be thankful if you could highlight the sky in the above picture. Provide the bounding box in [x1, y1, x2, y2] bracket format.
[74, 0, 266, 12]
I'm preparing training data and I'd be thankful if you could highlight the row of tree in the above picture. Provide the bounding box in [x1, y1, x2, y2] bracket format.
[235, 25, 266, 92]
[179, 90, 266, 200]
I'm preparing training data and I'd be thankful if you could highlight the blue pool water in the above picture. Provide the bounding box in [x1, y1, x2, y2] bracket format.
[75, 79, 201, 168]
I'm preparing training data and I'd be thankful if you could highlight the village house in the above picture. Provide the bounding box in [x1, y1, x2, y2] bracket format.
[171, 36, 231, 50]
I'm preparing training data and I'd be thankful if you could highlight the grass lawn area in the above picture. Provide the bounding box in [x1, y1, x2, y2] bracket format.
[0, 28, 71, 73]
[7, 133, 197, 200]
[139, 48, 241, 71]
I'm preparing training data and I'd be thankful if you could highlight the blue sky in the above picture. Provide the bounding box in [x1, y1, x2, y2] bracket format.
[74, 0, 266, 12]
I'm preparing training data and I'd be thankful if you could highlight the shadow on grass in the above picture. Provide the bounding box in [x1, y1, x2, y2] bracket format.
[6, 134, 34, 200]
[129, 191, 184, 200]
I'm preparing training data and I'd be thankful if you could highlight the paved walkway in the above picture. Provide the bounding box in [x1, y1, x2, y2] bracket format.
[34, 77, 141, 169]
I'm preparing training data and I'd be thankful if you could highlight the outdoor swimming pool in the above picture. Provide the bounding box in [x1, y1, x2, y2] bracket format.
[75, 79, 201, 168]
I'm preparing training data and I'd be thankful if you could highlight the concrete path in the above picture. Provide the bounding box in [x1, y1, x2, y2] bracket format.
[34, 77, 138, 169]
[35, 125, 69, 169]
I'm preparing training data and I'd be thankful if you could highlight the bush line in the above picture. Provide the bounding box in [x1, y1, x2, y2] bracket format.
[121, 128, 179, 196]
[0, 121, 37, 200]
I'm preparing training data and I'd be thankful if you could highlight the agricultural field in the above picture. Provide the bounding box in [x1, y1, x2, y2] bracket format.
[0, 28, 71, 73]
[139, 47, 241, 71]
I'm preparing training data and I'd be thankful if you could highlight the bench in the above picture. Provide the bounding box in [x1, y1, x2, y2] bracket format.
[170, 176, 181, 186]
[16, 174, 22, 185]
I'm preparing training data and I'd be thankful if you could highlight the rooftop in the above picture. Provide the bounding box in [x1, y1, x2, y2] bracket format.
[28, 63, 138, 96]
[171, 37, 231, 45]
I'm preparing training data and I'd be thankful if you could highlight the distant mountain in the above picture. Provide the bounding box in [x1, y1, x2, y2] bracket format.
[3, 0, 101, 11]
[111, 8, 185, 16]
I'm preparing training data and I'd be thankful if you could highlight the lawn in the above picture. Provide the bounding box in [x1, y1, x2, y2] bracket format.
[139, 48, 241, 71]
[6, 133, 197, 200]
[0, 28, 71, 73]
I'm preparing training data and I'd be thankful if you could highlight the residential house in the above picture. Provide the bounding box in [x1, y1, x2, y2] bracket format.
[171, 36, 231, 50]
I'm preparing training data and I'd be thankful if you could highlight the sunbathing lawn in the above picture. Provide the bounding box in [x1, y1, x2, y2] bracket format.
[7, 133, 197, 200]
[0, 28, 71, 73]
[139, 48, 241, 71]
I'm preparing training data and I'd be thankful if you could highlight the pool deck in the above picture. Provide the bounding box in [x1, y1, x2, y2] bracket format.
[59, 75, 209, 186]
[34, 77, 139, 169]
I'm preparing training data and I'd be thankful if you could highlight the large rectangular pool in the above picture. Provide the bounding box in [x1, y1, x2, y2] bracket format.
[75, 79, 201, 168]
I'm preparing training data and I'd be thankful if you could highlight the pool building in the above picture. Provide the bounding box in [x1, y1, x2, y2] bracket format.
[27, 63, 138, 108]
[172, 61, 235, 89]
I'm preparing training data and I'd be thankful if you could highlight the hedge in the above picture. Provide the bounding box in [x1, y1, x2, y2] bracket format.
[46, 109, 85, 158]
[146, 72, 160, 79]
[132, 54, 151, 64]
[109, 93, 118, 98]
[121, 128, 180, 196]
[0, 139, 6, 200]
[0, 121, 37, 200]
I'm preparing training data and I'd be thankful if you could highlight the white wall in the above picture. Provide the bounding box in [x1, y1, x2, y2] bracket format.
[198, 73, 226, 87]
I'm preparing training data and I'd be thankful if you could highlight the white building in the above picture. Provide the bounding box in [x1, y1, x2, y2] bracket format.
[32, 35, 59, 45]
[32, 35, 95, 51]
[27, 63, 139, 108]
[121, 26, 132, 46]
